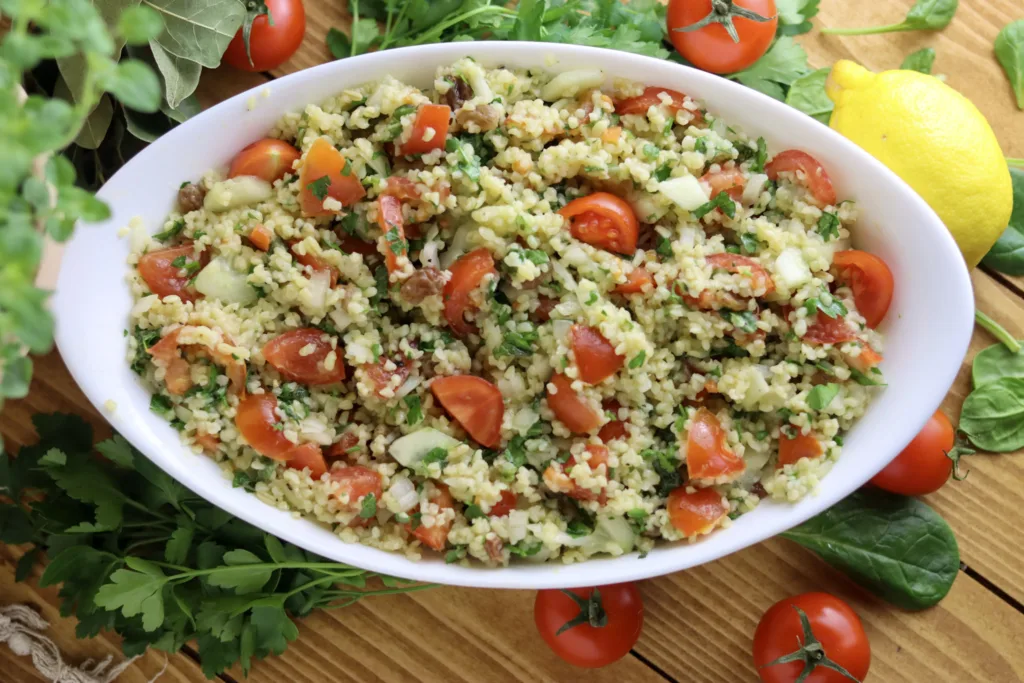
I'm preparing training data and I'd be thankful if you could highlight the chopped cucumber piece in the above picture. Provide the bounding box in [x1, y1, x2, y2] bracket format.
[389, 428, 461, 467]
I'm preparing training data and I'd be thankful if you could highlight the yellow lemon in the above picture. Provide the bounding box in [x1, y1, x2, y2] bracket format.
[826, 60, 1013, 267]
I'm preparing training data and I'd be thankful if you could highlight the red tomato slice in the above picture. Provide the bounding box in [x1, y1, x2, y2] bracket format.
[381, 176, 421, 200]
[138, 243, 209, 302]
[376, 194, 407, 274]
[832, 250, 894, 329]
[666, 486, 729, 536]
[361, 358, 411, 398]
[286, 443, 328, 479]
[262, 328, 346, 385]
[559, 192, 639, 255]
[615, 87, 702, 124]
[443, 248, 496, 337]
[570, 325, 624, 384]
[235, 393, 296, 460]
[803, 311, 860, 345]
[431, 375, 504, 448]
[228, 138, 301, 183]
[298, 137, 366, 217]
[488, 490, 517, 517]
[701, 168, 746, 201]
[326, 430, 361, 460]
[686, 408, 745, 483]
[765, 150, 837, 207]
[398, 104, 452, 156]
[614, 267, 654, 294]
[546, 373, 602, 434]
[331, 465, 383, 510]
[148, 329, 193, 395]
[194, 431, 221, 453]
[598, 399, 628, 442]
[289, 240, 339, 287]
[249, 224, 273, 251]
[846, 344, 884, 373]
[705, 252, 776, 296]
[407, 484, 455, 551]
[777, 432, 823, 469]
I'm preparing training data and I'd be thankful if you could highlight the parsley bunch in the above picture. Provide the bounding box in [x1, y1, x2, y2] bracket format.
[0, 414, 431, 679]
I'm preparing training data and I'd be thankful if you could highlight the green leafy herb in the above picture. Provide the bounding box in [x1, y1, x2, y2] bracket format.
[807, 383, 840, 411]
[972, 338, 1024, 389]
[775, 0, 821, 37]
[149, 394, 174, 419]
[152, 219, 186, 242]
[653, 164, 672, 182]
[782, 489, 959, 610]
[655, 236, 674, 259]
[785, 68, 833, 125]
[359, 493, 378, 519]
[739, 232, 763, 254]
[693, 191, 737, 220]
[404, 395, 423, 425]
[821, 0, 958, 35]
[464, 504, 485, 520]
[995, 20, 1024, 110]
[805, 293, 847, 319]
[959, 377, 1024, 452]
[850, 368, 886, 386]
[901, 47, 937, 74]
[522, 249, 549, 265]
[421, 447, 449, 469]
[508, 538, 543, 557]
[750, 136, 768, 173]
[816, 211, 840, 241]
[307, 175, 332, 202]
[981, 168, 1024, 274]
[723, 309, 759, 334]
[383, 104, 417, 141]
[494, 328, 540, 359]
[628, 351, 646, 369]
[444, 547, 467, 564]
[729, 38, 812, 101]
[446, 136, 482, 182]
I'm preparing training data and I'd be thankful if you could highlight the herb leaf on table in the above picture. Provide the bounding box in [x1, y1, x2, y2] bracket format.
[994, 19, 1024, 110]
[730, 38, 812, 101]
[821, 0, 959, 36]
[959, 377, 1024, 452]
[785, 67, 833, 124]
[901, 47, 936, 74]
[981, 168, 1024, 275]
[972, 337, 1024, 388]
[782, 489, 959, 610]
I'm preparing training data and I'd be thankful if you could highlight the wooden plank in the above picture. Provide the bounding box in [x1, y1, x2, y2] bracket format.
[223, 586, 666, 683]
[0, 547, 209, 683]
[634, 538, 1024, 682]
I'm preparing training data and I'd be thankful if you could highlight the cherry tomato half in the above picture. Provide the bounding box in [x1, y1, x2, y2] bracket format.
[754, 593, 870, 683]
[397, 104, 452, 156]
[298, 137, 366, 217]
[570, 325, 624, 385]
[534, 584, 644, 669]
[405, 484, 455, 551]
[598, 399, 629, 442]
[702, 168, 746, 201]
[286, 442, 327, 479]
[870, 410, 954, 496]
[559, 192, 639, 255]
[361, 358, 411, 399]
[376, 194, 408, 274]
[615, 86, 699, 123]
[443, 248, 497, 337]
[431, 375, 505, 448]
[262, 328, 346, 385]
[235, 393, 297, 460]
[223, 0, 306, 73]
[228, 138, 301, 183]
[488, 490, 517, 517]
[778, 431, 824, 469]
[137, 243, 209, 302]
[832, 250, 894, 329]
[547, 373, 603, 434]
[330, 465, 383, 510]
[802, 311, 859, 345]
[666, 486, 729, 536]
[765, 150, 837, 207]
[614, 267, 654, 294]
[667, 0, 778, 74]
[289, 240, 340, 287]
[686, 408, 745, 483]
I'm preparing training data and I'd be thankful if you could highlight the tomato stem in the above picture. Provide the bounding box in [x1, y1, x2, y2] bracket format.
[556, 588, 608, 635]
[242, 0, 274, 68]
[1007, 158, 1024, 167]
[974, 310, 1021, 354]
[670, 0, 776, 43]
[759, 606, 862, 683]
[820, 22, 911, 36]
[945, 435, 975, 482]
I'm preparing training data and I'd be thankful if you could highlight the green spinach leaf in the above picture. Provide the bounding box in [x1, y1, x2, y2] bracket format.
[982, 168, 1024, 274]
[995, 19, 1024, 110]
[785, 68, 833, 124]
[821, 0, 958, 35]
[959, 376, 1024, 452]
[782, 489, 959, 610]
[901, 47, 936, 74]
[972, 340, 1024, 388]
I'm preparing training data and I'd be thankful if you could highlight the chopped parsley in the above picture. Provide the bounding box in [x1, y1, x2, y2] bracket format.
[693, 191, 737, 220]
[404, 395, 423, 425]
[370, 265, 389, 312]
[152, 219, 185, 242]
[693, 137, 708, 154]
[277, 383, 310, 421]
[503, 435, 529, 470]
[643, 143, 659, 160]
[522, 249, 549, 265]
[722, 309, 759, 334]
[807, 383, 841, 411]
[655, 236, 674, 259]
[751, 137, 768, 173]
[130, 326, 161, 375]
[385, 226, 407, 255]
[494, 327, 540, 358]
[359, 493, 377, 519]
[805, 293, 847, 319]
[850, 368, 886, 386]
[445, 136, 482, 182]
[170, 254, 202, 277]
[739, 232, 762, 254]
[817, 211, 840, 241]
[149, 394, 174, 419]
[628, 351, 646, 369]
[464, 504, 485, 520]
[445, 546, 467, 563]
[653, 164, 672, 182]
[586, 291, 599, 305]
[383, 104, 417, 141]
[420, 447, 449, 469]
[306, 175, 332, 201]
[508, 538, 543, 557]
[644, 448, 682, 497]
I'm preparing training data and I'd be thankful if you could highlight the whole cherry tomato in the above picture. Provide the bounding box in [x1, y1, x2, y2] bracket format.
[870, 410, 955, 496]
[535, 584, 644, 668]
[667, 0, 778, 74]
[832, 250, 895, 329]
[224, 0, 306, 72]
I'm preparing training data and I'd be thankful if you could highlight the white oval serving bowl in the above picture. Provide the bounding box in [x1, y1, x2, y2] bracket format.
[53, 42, 974, 589]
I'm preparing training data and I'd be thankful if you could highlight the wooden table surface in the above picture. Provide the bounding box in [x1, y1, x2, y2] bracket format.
[3, 1, 1023, 681]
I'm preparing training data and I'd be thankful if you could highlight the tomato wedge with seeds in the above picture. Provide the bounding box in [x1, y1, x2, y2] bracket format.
[803, 311, 859, 345]
[431, 375, 504, 448]
[298, 137, 366, 217]
[228, 138, 301, 183]
[570, 325, 624, 384]
[832, 250, 894, 329]
[765, 150, 837, 207]
[289, 240, 340, 287]
[362, 358, 411, 398]
[686, 408, 745, 483]
[547, 373, 602, 434]
[331, 465, 383, 509]
[701, 168, 746, 201]
[443, 248, 497, 337]
[397, 104, 452, 156]
[488, 490, 517, 517]
[778, 432, 823, 469]
[598, 399, 628, 442]
[235, 393, 297, 460]
[559, 193, 639, 256]
[138, 243, 209, 302]
[286, 443, 328, 479]
[263, 328, 346, 386]
[666, 486, 729, 536]
[376, 195, 408, 274]
[407, 484, 455, 551]
[615, 87, 702, 124]
[614, 267, 654, 294]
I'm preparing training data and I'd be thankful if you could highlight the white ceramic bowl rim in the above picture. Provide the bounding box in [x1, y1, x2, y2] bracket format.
[53, 42, 974, 589]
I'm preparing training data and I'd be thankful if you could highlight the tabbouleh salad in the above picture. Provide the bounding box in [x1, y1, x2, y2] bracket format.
[125, 57, 892, 566]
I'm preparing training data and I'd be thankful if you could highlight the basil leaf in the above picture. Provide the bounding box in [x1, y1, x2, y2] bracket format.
[981, 168, 1024, 274]
[996, 20, 1024, 110]
[960, 377, 1024, 452]
[785, 68, 833, 124]
[782, 490, 959, 610]
[972, 340, 1024, 388]
[901, 47, 936, 74]
[807, 383, 840, 411]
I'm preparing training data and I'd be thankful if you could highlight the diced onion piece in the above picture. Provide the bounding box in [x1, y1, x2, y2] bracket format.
[440, 224, 476, 269]
[540, 69, 605, 102]
[388, 477, 419, 512]
[551, 319, 573, 341]
[389, 428, 461, 467]
[394, 374, 422, 399]
[306, 268, 331, 310]
[742, 173, 768, 205]
[459, 60, 493, 103]
[203, 176, 273, 212]
[298, 417, 333, 446]
[572, 517, 636, 556]
[193, 257, 258, 305]
[659, 175, 710, 212]
[775, 247, 812, 291]
[421, 241, 441, 269]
